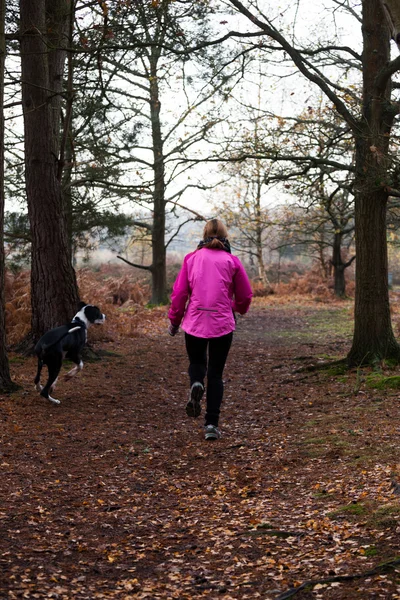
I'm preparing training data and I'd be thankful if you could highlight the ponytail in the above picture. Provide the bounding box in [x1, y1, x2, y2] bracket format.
[197, 219, 231, 253]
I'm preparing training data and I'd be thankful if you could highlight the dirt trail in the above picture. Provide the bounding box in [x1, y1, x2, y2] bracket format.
[0, 304, 399, 599]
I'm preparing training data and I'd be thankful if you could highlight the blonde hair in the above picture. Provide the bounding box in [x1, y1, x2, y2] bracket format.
[202, 219, 228, 250]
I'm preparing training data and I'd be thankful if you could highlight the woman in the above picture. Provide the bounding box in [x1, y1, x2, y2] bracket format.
[168, 219, 252, 440]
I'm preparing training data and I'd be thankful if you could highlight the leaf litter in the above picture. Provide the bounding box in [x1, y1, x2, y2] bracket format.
[1, 297, 400, 599]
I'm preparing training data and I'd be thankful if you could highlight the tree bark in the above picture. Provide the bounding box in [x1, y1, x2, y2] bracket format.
[149, 46, 167, 304]
[380, 0, 400, 48]
[331, 232, 346, 298]
[0, 0, 17, 391]
[20, 0, 80, 342]
[254, 164, 269, 286]
[347, 0, 400, 364]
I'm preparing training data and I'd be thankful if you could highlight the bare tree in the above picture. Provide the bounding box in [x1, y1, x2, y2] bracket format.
[224, 0, 400, 365]
[87, 0, 244, 303]
[215, 68, 274, 285]
[277, 183, 355, 297]
[0, 0, 16, 390]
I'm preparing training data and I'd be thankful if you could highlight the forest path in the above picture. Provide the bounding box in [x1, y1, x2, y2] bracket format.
[1, 301, 399, 599]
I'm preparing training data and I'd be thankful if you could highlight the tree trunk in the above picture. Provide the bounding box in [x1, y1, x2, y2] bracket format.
[347, 0, 400, 364]
[20, 0, 80, 343]
[331, 232, 346, 298]
[380, 0, 400, 48]
[61, 11, 75, 261]
[256, 248, 267, 285]
[254, 170, 269, 286]
[333, 268, 346, 299]
[46, 0, 69, 167]
[256, 226, 268, 286]
[316, 237, 329, 280]
[0, 0, 17, 391]
[348, 146, 399, 363]
[149, 48, 167, 304]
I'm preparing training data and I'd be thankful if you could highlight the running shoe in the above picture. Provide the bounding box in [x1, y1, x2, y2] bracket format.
[204, 424, 221, 440]
[186, 382, 204, 418]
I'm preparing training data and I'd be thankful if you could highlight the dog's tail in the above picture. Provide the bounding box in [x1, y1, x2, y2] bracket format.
[66, 326, 81, 335]
[49, 325, 81, 347]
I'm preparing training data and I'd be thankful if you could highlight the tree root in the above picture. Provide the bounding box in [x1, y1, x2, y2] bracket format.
[275, 557, 400, 599]
[13, 331, 36, 356]
[0, 378, 20, 393]
[293, 358, 347, 374]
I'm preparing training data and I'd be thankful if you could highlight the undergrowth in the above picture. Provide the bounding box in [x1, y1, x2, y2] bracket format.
[5, 264, 355, 347]
[5, 266, 158, 346]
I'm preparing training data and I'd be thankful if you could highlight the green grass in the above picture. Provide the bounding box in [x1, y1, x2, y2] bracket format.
[264, 304, 353, 345]
[370, 505, 400, 529]
[8, 356, 25, 363]
[328, 502, 366, 518]
[145, 301, 168, 309]
[323, 363, 348, 376]
[366, 373, 400, 390]
[363, 546, 378, 557]
[303, 437, 328, 445]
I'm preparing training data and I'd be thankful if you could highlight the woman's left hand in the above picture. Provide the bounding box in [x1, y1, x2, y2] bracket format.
[168, 323, 179, 337]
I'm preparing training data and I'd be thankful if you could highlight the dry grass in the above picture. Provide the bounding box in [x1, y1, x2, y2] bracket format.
[253, 268, 355, 300]
[5, 270, 31, 346]
[4, 264, 359, 346]
[4, 267, 165, 346]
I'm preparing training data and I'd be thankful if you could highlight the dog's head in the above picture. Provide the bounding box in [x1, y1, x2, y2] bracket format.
[76, 302, 106, 326]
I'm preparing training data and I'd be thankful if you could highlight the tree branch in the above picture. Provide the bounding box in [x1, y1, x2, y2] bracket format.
[131, 220, 153, 231]
[116, 256, 152, 271]
[375, 55, 400, 91]
[227, 0, 360, 132]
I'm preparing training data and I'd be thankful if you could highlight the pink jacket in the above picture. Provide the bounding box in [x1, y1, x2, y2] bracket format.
[168, 248, 253, 338]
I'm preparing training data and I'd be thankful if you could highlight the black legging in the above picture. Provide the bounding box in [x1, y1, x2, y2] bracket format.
[184, 332, 233, 427]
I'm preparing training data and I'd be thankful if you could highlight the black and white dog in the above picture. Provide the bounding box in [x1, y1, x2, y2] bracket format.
[34, 302, 106, 404]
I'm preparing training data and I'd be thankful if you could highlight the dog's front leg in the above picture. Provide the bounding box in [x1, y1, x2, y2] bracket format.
[41, 381, 61, 404]
[41, 381, 61, 405]
[65, 361, 83, 379]
[47, 393, 61, 405]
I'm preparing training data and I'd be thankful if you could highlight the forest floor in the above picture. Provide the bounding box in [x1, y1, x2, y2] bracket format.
[1, 296, 400, 599]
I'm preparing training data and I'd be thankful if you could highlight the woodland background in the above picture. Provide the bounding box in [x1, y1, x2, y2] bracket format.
[2, 2, 400, 598]
[2, 0, 400, 366]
